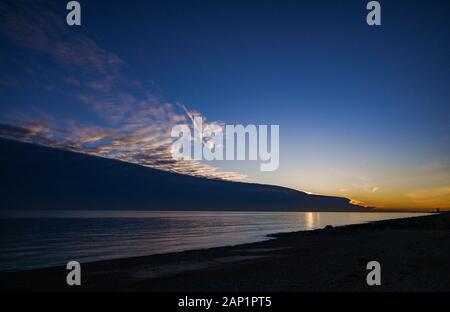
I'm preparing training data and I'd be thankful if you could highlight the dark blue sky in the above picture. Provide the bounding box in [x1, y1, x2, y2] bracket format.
[0, 0, 449, 208]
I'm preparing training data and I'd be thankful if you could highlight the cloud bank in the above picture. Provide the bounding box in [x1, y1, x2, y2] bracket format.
[0, 0, 245, 181]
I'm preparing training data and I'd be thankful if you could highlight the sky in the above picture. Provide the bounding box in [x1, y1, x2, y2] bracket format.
[0, 0, 449, 209]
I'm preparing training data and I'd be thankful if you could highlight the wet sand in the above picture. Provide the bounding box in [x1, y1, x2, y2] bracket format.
[1, 213, 449, 292]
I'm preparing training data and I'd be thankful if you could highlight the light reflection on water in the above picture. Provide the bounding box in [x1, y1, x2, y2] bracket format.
[0, 211, 428, 272]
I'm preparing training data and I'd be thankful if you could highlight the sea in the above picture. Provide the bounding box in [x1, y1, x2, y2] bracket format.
[0, 211, 428, 272]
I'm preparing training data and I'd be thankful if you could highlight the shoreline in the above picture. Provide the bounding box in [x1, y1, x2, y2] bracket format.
[0, 210, 441, 217]
[0, 211, 429, 273]
[1, 212, 449, 291]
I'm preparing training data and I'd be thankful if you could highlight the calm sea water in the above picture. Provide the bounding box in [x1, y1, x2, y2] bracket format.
[0, 211, 427, 272]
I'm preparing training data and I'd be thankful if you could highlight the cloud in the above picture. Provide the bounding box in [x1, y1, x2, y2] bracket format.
[331, 169, 380, 193]
[0, 0, 245, 181]
[349, 199, 369, 207]
[364, 185, 379, 193]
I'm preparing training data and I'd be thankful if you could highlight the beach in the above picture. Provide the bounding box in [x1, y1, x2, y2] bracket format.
[1, 212, 449, 292]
